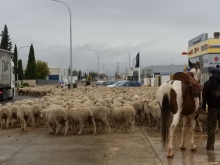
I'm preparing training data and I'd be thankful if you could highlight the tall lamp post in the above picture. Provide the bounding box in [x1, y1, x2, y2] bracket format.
[88, 49, 99, 80]
[52, 0, 73, 89]
[17, 45, 30, 86]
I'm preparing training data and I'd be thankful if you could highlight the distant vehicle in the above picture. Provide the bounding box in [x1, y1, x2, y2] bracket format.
[81, 78, 86, 83]
[0, 49, 15, 101]
[106, 81, 122, 87]
[108, 80, 142, 87]
[96, 80, 105, 87]
[102, 80, 117, 86]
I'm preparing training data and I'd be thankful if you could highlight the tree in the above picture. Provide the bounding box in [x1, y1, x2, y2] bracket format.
[25, 44, 37, 79]
[36, 60, 49, 79]
[13, 45, 18, 81]
[0, 24, 12, 51]
[84, 73, 87, 79]
[18, 59, 24, 80]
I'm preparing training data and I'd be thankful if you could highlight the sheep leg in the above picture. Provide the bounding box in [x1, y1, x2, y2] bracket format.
[48, 123, 54, 134]
[23, 120, 27, 131]
[154, 121, 159, 132]
[78, 121, 84, 135]
[114, 121, 120, 132]
[125, 119, 134, 134]
[90, 117, 96, 135]
[64, 120, 69, 136]
[11, 119, 14, 128]
[32, 117, 35, 130]
[55, 120, 61, 135]
[6, 118, 10, 129]
[102, 119, 111, 134]
[20, 119, 25, 131]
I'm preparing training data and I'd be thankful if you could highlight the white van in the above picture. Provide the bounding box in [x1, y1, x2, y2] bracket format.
[96, 81, 105, 87]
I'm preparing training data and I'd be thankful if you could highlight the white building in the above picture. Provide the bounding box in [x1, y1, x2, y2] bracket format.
[48, 67, 68, 81]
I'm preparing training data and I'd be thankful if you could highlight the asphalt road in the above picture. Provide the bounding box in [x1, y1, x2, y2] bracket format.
[2, 95, 220, 164]
[0, 126, 162, 165]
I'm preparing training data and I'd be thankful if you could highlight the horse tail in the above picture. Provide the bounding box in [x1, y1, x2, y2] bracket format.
[161, 93, 170, 148]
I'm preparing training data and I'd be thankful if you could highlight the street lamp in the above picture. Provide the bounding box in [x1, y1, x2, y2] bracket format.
[52, 0, 73, 89]
[17, 45, 30, 85]
[87, 49, 99, 80]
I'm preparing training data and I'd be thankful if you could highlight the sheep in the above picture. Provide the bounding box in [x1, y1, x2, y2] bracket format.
[89, 105, 111, 134]
[0, 106, 13, 129]
[196, 114, 207, 133]
[46, 107, 69, 136]
[67, 107, 96, 135]
[17, 105, 32, 131]
[109, 104, 136, 133]
[9, 104, 19, 127]
[132, 100, 145, 126]
[147, 103, 161, 131]
[30, 104, 43, 129]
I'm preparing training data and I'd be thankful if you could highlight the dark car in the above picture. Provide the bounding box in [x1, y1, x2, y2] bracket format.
[116, 81, 142, 87]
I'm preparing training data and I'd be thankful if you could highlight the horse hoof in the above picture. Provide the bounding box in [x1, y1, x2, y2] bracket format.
[167, 154, 174, 158]
[191, 146, 197, 151]
[180, 146, 186, 150]
[167, 150, 174, 158]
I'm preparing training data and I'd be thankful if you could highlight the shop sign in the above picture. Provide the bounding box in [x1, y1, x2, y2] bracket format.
[214, 57, 219, 61]
[209, 44, 220, 48]
[201, 44, 208, 51]
[188, 33, 208, 47]
[194, 47, 199, 53]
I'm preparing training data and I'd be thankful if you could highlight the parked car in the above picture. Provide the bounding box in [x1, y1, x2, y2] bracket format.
[106, 81, 122, 87]
[109, 80, 142, 87]
[96, 80, 105, 87]
[102, 80, 117, 86]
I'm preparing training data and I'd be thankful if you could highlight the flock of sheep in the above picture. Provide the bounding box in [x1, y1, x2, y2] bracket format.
[0, 85, 161, 136]
[0, 85, 210, 136]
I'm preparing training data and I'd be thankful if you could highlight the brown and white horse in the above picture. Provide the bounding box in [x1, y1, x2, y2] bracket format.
[157, 60, 202, 158]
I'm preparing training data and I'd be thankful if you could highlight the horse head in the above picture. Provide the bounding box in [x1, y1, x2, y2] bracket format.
[188, 60, 201, 83]
[188, 60, 202, 98]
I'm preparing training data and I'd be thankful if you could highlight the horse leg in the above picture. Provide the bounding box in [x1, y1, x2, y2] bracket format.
[167, 114, 180, 158]
[180, 116, 187, 150]
[189, 116, 197, 151]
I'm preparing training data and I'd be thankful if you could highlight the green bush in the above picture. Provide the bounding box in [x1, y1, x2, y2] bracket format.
[23, 83, 29, 87]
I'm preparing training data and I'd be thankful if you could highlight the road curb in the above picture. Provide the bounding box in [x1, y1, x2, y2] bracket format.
[140, 127, 166, 165]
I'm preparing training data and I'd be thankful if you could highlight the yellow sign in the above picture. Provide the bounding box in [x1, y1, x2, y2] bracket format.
[188, 39, 220, 58]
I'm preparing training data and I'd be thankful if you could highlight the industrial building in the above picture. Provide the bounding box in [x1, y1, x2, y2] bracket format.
[140, 65, 185, 86]
[184, 32, 220, 84]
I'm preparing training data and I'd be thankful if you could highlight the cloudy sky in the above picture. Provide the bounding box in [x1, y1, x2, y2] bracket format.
[0, 0, 219, 75]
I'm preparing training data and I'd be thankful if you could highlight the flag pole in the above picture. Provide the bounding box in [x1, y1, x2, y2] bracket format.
[138, 52, 140, 83]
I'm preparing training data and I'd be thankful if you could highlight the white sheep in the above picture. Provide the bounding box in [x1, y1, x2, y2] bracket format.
[46, 106, 69, 135]
[132, 100, 145, 126]
[109, 104, 136, 133]
[17, 105, 32, 131]
[0, 106, 13, 129]
[31, 104, 43, 128]
[89, 105, 111, 134]
[67, 106, 96, 135]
